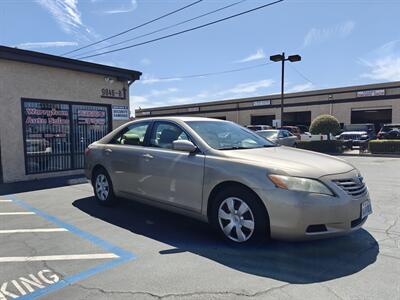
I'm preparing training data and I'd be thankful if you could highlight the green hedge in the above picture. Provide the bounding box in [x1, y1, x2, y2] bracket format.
[368, 140, 400, 154]
[297, 140, 344, 154]
[309, 114, 341, 135]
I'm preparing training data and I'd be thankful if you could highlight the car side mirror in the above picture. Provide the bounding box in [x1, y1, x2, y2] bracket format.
[172, 140, 197, 153]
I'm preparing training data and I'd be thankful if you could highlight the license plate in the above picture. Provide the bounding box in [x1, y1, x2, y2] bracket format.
[361, 200, 372, 219]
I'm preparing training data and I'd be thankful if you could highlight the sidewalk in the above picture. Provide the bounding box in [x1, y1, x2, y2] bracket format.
[0, 175, 88, 196]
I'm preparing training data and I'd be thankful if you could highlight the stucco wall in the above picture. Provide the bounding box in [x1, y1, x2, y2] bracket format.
[0, 59, 131, 183]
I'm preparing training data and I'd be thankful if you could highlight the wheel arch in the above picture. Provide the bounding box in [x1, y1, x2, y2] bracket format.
[207, 181, 270, 226]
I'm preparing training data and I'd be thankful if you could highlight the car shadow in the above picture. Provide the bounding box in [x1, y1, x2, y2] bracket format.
[73, 196, 379, 284]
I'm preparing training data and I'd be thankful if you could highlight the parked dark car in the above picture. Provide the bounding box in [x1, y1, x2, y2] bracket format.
[377, 124, 400, 140]
[336, 124, 376, 149]
[295, 125, 309, 134]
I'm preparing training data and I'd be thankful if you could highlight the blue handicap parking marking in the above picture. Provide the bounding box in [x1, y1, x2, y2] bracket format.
[0, 196, 136, 300]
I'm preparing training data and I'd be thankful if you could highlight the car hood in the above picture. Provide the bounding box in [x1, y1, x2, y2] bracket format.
[220, 146, 354, 178]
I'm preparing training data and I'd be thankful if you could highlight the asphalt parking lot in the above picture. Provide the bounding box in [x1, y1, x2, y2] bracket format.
[0, 156, 399, 300]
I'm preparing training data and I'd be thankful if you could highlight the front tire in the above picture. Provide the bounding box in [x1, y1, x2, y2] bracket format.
[210, 187, 269, 245]
[93, 168, 117, 206]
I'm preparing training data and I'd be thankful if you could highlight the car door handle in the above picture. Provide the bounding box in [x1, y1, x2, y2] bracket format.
[142, 153, 154, 160]
[104, 148, 112, 155]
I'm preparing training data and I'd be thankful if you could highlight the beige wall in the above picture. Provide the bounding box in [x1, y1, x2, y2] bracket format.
[149, 98, 400, 128]
[0, 59, 130, 183]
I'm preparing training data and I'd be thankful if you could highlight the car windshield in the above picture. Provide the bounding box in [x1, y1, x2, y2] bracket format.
[257, 130, 278, 139]
[186, 120, 276, 150]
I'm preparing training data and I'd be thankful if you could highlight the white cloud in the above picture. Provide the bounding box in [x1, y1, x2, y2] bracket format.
[16, 41, 78, 49]
[35, 0, 95, 40]
[96, 0, 137, 14]
[361, 57, 400, 81]
[303, 20, 355, 47]
[130, 79, 274, 111]
[141, 74, 182, 85]
[287, 82, 315, 93]
[236, 48, 266, 63]
[360, 40, 400, 81]
[217, 79, 274, 96]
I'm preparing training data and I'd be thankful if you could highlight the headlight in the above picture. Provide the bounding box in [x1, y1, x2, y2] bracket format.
[361, 134, 368, 139]
[268, 174, 334, 196]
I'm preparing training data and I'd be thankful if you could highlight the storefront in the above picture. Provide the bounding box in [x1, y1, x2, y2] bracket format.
[0, 46, 141, 183]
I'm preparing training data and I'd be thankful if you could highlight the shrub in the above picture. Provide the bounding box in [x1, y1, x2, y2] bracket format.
[297, 140, 344, 154]
[309, 115, 341, 136]
[368, 140, 400, 154]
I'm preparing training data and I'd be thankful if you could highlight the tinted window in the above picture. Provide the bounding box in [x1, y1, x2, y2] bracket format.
[150, 122, 189, 149]
[114, 123, 149, 146]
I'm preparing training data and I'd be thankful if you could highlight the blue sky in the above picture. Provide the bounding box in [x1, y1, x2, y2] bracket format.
[1, 0, 399, 115]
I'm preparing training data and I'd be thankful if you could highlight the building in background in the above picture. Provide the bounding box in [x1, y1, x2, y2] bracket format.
[135, 81, 400, 131]
[0, 46, 141, 183]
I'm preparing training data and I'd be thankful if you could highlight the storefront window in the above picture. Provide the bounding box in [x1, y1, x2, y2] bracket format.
[22, 100, 110, 174]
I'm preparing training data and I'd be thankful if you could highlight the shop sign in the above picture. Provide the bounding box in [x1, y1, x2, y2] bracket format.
[356, 89, 385, 97]
[253, 100, 271, 106]
[25, 108, 69, 125]
[77, 110, 106, 125]
[112, 105, 130, 120]
[101, 87, 127, 99]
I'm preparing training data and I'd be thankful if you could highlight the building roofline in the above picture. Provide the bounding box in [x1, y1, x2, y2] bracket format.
[136, 80, 400, 113]
[0, 45, 142, 82]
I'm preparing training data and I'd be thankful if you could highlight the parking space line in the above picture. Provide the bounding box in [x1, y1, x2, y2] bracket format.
[0, 200, 13, 202]
[0, 253, 119, 263]
[0, 212, 35, 216]
[7, 196, 136, 300]
[0, 228, 68, 234]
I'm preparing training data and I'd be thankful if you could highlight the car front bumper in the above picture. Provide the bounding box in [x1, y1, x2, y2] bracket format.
[256, 172, 372, 241]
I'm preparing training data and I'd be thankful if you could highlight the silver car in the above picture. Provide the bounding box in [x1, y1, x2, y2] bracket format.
[257, 129, 298, 147]
[85, 117, 372, 244]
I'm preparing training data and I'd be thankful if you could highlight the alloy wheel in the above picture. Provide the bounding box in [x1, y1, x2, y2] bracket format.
[95, 174, 109, 201]
[218, 197, 255, 243]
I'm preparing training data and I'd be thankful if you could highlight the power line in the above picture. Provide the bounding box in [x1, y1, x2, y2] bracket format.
[77, 0, 284, 60]
[72, 0, 249, 59]
[62, 0, 204, 56]
[289, 64, 314, 85]
[146, 62, 273, 82]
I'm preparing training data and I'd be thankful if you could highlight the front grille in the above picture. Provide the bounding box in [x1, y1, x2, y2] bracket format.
[333, 178, 367, 197]
[341, 134, 361, 140]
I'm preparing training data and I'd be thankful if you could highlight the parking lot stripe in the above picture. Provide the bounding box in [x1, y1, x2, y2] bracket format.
[8, 197, 136, 300]
[0, 212, 35, 215]
[0, 228, 68, 234]
[0, 253, 119, 263]
[0, 200, 13, 202]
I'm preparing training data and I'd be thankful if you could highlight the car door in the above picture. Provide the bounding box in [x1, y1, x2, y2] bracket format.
[139, 121, 205, 212]
[103, 121, 151, 195]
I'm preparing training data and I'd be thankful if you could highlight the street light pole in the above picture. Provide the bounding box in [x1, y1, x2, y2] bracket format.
[280, 52, 285, 127]
[270, 53, 301, 127]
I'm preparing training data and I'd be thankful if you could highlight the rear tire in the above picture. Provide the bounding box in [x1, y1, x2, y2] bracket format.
[210, 186, 269, 245]
[92, 168, 117, 206]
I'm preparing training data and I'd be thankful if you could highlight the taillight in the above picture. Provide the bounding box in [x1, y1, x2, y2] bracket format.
[84, 148, 91, 156]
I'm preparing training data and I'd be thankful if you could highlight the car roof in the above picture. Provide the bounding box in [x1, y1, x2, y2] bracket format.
[133, 116, 228, 122]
